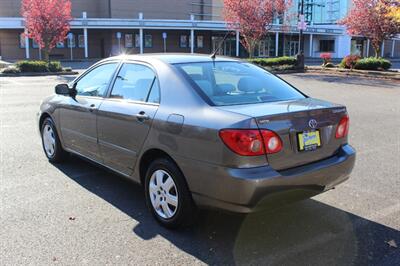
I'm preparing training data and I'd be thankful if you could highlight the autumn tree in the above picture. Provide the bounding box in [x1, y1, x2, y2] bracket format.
[388, 4, 400, 23]
[340, 0, 400, 57]
[21, 0, 72, 61]
[223, 0, 291, 58]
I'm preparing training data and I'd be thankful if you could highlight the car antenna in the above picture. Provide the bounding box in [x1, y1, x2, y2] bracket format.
[211, 30, 235, 59]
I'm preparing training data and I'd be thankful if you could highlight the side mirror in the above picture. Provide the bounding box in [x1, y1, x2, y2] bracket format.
[55, 83, 76, 97]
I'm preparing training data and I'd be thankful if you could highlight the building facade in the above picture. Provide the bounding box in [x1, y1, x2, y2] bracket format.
[0, 0, 399, 61]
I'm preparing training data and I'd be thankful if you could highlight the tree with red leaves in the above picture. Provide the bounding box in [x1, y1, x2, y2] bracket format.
[340, 0, 400, 57]
[21, 0, 72, 61]
[223, 0, 291, 58]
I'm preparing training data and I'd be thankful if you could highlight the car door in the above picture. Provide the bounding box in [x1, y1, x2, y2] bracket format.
[59, 62, 119, 162]
[97, 62, 160, 175]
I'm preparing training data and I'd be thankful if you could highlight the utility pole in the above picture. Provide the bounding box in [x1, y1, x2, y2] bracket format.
[297, 0, 305, 69]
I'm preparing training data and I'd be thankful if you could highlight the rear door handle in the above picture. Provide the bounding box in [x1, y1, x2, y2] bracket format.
[135, 111, 150, 121]
[89, 104, 96, 112]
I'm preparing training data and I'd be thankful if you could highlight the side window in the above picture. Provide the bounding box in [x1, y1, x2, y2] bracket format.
[75, 63, 118, 97]
[147, 80, 160, 103]
[110, 63, 159, 103]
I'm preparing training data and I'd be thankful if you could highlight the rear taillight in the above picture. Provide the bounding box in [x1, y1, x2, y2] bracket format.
[219, 129, 282, 156]
[219, 130, 264, 156]
[335, 115, 350, 139]
[261, 130, 283, 154]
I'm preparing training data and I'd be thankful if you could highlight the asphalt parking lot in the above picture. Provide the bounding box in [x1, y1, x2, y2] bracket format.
[1, 72, 399, 265]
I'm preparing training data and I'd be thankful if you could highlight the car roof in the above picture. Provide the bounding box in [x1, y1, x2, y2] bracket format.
[104, 53, 241, 64]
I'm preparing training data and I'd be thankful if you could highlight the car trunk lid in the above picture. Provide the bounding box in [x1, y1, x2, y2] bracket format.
[217, 98, 348, 170]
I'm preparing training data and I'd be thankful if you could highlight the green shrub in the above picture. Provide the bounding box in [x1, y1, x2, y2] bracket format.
[271, 64, 297, 71]
[248, 56, 297, 67]
[48, 61, 62, 72]
[354, 57, 391, 71]
[15, 60, 63, 72]
[16, 60, 48, 72]
[2, 66, 21, 74]
[339, 55, 360, 69]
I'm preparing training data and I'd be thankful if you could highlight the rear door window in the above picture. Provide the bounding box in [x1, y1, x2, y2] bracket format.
[110, 63, 159, 103]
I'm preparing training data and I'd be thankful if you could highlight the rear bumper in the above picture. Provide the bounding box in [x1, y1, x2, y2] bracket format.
[181, 144, 356, 213]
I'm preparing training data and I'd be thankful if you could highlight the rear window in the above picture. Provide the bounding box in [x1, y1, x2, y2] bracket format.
[175, 61, 305, 106]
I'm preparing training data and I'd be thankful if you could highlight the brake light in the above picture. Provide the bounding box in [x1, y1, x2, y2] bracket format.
[219, 129, 282, 156]
[261, 130, 283, 154]
[335, 115, 349, 139]
[219, 130, 264, 156]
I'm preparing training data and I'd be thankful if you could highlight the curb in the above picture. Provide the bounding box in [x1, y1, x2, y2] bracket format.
[0, 71, 79, 77]
[271, 69, 305, 74]
[306, 66, 400, 80]
[306, 68, 400, 81]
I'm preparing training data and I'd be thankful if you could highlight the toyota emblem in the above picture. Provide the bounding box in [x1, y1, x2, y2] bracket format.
[309, 119, 318, 129]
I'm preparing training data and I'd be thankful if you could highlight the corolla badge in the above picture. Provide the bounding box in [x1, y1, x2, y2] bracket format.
[308, 119, 318, 129]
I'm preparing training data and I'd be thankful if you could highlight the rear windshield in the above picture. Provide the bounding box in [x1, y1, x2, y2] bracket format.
[175, 61, 306, 106]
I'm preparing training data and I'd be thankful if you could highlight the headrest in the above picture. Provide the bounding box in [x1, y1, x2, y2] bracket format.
[237, 77, 263, 93]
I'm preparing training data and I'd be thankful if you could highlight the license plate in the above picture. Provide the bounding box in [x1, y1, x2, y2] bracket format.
[298, 130, 321, 151]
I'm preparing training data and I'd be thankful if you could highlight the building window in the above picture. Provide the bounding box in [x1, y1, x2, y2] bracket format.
[319, 40, 334, 52]
[78, 35, 85, 48]
[197, 35, 204, 48]
[125, 34, 133, 48]
[56, 41, 65, 48]
[144, 34, 152, 48]
[32, 40, 39, 48]
[19, 33, 27, 48]
[135, 34, 140, 48]
[180, 35, 188, 48]
[67, 34, 75, 48]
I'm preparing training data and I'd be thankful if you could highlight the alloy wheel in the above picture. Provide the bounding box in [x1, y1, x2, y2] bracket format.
[149, 169, 179, 219]
[42, 124, 56, 157]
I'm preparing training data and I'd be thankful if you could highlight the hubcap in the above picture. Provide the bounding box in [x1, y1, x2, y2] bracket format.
[42, 124, 56, 157]
[149, 169, 178, 219]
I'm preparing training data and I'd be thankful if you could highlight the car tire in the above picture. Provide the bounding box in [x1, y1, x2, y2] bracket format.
[144, 158, 197, 229]
[41, 117, 67, 163]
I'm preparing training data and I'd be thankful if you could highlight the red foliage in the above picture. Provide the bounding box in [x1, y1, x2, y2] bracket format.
[320, 53, 332, 60]
[320, 52, 332, 66]
[344, 55, 360, 69]
[21, 0, 72, 59]
[223, 0, 291, 57]
[340, 0, 400, 57]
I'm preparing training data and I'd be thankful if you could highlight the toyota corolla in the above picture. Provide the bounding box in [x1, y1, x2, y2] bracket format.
[38, 54, 356, 228]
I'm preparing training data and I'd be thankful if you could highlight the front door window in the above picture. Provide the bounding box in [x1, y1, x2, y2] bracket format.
[75, 63, 118, 97]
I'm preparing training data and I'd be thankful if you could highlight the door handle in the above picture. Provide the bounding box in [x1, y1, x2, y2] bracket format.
[135, 111, 150, 122]
[89, 104, 96, 112]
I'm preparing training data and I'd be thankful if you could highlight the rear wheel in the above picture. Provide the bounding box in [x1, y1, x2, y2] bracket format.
[41, 117, 67, 163]
[144, 158, 197, 228]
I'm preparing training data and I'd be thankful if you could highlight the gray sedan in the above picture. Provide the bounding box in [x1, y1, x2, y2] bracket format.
[38, 54, 356, 228]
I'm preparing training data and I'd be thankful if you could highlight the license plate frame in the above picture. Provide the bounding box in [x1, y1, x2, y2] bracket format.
[297, 130, 321, 152]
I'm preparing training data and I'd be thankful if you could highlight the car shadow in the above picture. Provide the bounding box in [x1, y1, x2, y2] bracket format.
[54, 156, 400, 265]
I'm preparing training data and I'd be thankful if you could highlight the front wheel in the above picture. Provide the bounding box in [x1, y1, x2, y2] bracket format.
[144, 158, 197, 229]
[41, 117, 67, 163]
